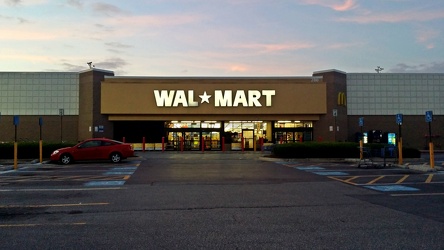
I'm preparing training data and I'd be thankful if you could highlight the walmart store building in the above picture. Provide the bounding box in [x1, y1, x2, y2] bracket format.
[0, 69, 443, 150]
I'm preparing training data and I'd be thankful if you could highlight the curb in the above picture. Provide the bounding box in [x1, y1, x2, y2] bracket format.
[259, 156, 443, 172]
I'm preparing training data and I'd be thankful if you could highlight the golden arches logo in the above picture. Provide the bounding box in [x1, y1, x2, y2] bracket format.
[337, 92, 346, 106]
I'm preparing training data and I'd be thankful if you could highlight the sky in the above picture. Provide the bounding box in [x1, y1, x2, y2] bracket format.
[1, 0, 444, 76]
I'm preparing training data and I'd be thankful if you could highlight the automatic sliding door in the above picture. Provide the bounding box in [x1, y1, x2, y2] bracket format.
[202, 131, 220, 150]
[242, 129, 254, 150]
[186, 132, 200, 150]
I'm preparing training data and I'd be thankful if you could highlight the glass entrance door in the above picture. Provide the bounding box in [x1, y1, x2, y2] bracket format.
[184, 132, 200, 150]
[242, 129, 254, 150]
[202, 131, 220, 150]
[167, 132, 182, 150]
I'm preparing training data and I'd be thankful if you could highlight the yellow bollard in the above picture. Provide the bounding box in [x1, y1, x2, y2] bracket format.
[359, 140, 363, 160]
[14, 142, 18, 170]
[398, 138, 403, 165]
[429, 142, 435, 169]
[39, 140, 43, 163]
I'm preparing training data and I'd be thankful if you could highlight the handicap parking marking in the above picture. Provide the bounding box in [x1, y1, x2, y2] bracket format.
[312, 171, 349, 176]
[103, 165, 138, 176]
[84, 180, 126, 186]
[296, 166, 325, 171]
[111, 166, 138, 171]
[363, 185, 420, 192]
[104, 171, 134, 175]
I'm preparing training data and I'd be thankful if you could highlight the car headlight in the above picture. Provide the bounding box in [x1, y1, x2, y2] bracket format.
[51, 150, 60, 155]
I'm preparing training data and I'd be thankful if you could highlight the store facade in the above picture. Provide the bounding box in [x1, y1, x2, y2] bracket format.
[98, 74, 345, 150]
[6, 68, 443, 150]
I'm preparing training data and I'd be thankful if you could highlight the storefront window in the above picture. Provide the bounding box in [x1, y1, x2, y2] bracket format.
[224, 121, 266, 143]
[166, 121, 215, 128]
[201, 121, 221, 128]
[274, 121, 312, 128]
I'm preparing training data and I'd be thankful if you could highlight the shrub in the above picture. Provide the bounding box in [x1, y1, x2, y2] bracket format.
[271, 142, 421, 158]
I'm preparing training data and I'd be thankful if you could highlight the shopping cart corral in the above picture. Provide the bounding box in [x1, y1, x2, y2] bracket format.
[358, 146, 397, 168]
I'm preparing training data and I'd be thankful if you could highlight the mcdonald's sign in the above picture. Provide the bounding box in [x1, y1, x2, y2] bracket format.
[337, 92, 347, 106]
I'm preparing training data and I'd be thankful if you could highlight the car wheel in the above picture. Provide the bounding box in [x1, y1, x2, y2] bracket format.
[110, 152, 122, 163]
[60, 154, 73, 165]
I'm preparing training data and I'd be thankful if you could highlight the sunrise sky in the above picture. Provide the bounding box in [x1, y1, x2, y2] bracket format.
[1, 0, 443, 76]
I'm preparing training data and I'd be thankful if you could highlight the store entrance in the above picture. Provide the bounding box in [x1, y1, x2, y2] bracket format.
[167, 131, 220, 151]
[202, 131, 220, 150]
[242, 129, 254, 150]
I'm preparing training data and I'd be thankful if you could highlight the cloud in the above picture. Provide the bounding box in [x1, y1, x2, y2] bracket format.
[92, 2, 128, 16]
[229, 65, 248, 72]
[235, 42, 315, 53]
[60, 58, 129, 73]
[338, 10, 444, 24]
[105, 42, 133, 49]
[66, 0, 83, 9]
[95, 57, 129, 70]
[104, 13, 205, 28]
[3, 0, 47, 6]
[0, 14, 30, 24]
[390, 62, 444, 73]
[5, 0, 21, 6]
[301, 0, 357, 12]
[61, 62, 85, 72]
[17, 17, 30, 23]
[415, 28, 440, 49]
[324, 42, 364, 50]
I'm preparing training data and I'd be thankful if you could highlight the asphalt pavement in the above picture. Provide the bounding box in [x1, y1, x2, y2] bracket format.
[1, 151, 444, 249]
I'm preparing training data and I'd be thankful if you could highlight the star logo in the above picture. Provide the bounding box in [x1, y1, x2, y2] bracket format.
[199, 91, 211, 104]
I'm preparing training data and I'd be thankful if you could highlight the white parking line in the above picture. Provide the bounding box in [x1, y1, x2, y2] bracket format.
[0, 187, 126, 192]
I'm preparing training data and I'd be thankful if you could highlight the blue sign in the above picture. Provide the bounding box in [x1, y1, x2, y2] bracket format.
[13, 115, 19, 126]
[358, 117, 364, 127]
[39, 117, 43, 126]
[425, 111, 433, 123]
[396, 113, 403, 125]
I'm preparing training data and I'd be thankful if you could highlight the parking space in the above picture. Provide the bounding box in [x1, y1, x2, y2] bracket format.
[276, 161, 444, 195]
[0, 159, 142, 187]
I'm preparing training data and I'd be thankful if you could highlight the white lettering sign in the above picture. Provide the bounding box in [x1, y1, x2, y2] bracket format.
[154, 89, 275, 107]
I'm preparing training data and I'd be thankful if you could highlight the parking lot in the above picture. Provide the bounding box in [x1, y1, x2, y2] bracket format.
[1, 152, 443, 249]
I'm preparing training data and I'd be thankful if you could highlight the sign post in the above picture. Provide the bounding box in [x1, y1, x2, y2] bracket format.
[13, 115, 19, 170]
[39, 117, 43, 163]
[333, 109, 338, 142]
[359, 117, 364, 160]
[425, 111, 434, 169]
[396, 114, 403, 165]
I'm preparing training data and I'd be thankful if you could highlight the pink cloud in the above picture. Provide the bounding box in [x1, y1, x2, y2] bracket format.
[416, 28, 439, 49]
[332, 0, 357, 11]
[236, 43, 315, 53]
[229, 65, 248, 72]
[325, 42, 365, 49]
[302, 0, 357, 12]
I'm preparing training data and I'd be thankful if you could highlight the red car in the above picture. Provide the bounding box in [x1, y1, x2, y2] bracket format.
[50, 138, 135, 164]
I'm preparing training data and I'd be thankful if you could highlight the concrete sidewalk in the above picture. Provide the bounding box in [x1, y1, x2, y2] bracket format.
[1, 153, 442, 173]
[260, 155, 444, 172]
